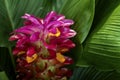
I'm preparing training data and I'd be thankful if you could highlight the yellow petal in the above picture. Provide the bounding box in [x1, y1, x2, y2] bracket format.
[26, 54, 38, 63]
[48, 28, 60, 37]
[18, 51, 25, 55]
[56, 53, 65, 63]
[61, 48, 68, 52]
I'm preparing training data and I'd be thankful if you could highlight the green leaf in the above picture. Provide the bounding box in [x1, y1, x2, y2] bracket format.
[60, 0, 95, 44]
[0, 47, 16, 80]
[0, 71, 9, 80]
[51, 0, 65, 12]
[89, 0, 120, 33]
[81, 1, 120, 71]
[0, 0, 55, 47]
[70, 67, 120, 80]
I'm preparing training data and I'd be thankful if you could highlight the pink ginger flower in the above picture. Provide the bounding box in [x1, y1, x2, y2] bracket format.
[9, 11, 76, 80]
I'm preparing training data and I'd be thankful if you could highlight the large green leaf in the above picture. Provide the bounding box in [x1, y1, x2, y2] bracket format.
[50, 0, 65, 12]
[70, 67, 120, 80]
[88, 0, 120, 34]
[60, 0, 95, 44]
[81, 1, 120, 71]
[0, 0, 57, 47]
[0, 71, 9, 80]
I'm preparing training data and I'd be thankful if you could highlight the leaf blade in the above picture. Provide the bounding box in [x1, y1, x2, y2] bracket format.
[81, 1, 120, 71]
[60, 0, 95, 44]
[0, 71, 9, 80]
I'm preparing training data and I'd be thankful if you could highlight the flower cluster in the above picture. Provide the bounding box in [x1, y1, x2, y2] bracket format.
[9, 11, 76, 80]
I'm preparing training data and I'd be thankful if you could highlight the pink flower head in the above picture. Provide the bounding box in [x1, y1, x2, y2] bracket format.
[9, 11, 76, 80]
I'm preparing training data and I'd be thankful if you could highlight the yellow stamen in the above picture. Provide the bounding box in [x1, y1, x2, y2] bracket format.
[26, 54, 38, 63]
[18, 51, 25, 55]
[56, 53, 65, 63]
[48, 28, 60, 37]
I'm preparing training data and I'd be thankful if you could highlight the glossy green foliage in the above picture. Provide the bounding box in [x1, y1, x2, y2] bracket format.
[60, 0, 95, 44]
[70, 67, 120, 80]
[81, 0, 120, 71]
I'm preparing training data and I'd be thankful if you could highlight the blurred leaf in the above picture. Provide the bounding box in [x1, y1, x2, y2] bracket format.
[81, 1, 120, 71]
[70, 67, 120, 80]
[0, 47, 15, 80]
[0, 0, 56, 47]
[60, 0, 95, 44]
[51, 0, 65, 12]
[0, 71, 9, 80]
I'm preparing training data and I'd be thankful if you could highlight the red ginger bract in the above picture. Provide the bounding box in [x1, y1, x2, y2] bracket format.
[9, 11, 76, 80]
